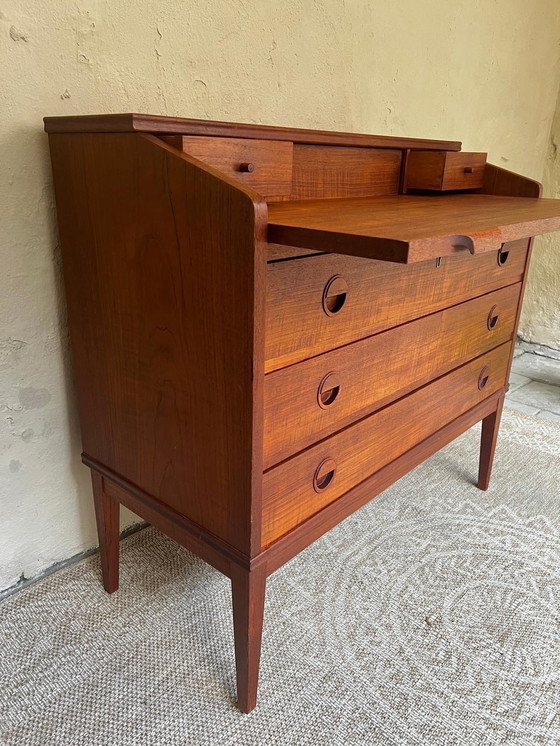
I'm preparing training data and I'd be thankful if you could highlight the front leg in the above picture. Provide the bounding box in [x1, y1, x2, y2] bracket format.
[230, 562, 267, 713]
[478, 393, 505, 491]
[91, 471, 120, 593]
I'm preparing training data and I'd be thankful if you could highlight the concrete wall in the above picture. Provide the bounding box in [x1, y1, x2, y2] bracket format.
[2, 0, 560, 591]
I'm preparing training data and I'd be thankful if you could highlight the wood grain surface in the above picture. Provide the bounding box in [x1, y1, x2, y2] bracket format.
[478, 393, 506, 491]
[291, 145, 401, 200]
[43, 112, 462, 151]
[262, 343, 512, 545]
[46, 115, 558, 714]
[49, 132, 266, 555]
[267, 194, 560, 262]
[406, 150, 487, 191]
[257, 391, 502, 574]
[101, 471, 247, 576]
[231, 562, 267, 713]
[163, 135, 293, 200]
[481, 163, 542, 198]
[91, 471, 120, 593]
[263, 283, 521, 467]
[265, 239, 528, 371]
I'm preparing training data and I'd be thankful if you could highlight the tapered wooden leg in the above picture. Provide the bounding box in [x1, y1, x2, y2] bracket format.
[231, 563, 267, 713]
[91, 471, 120, 593]
[478, 394, 505, 491]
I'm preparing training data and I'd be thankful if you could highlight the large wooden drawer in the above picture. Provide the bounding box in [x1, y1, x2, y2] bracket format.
[262, 343, 511, 546]
[265, 238, 528, 372]
[263, 283, 520, 468]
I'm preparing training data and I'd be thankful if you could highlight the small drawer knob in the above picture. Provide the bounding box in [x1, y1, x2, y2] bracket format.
[238, 162, 255, 173]
[478, 366, 490, 391]
[317, 372, 341, 408]
[497, 246, 509, 266]
[463, 166, 474, 174]
[313, 458, 337, 492]
[322, 275, 348, 316]
[487, 305, 499, 330]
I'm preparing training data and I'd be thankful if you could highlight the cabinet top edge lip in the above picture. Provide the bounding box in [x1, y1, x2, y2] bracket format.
[43, 112, 462, 151]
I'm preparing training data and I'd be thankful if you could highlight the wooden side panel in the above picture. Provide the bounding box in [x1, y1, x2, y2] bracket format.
[263, 283, 521, 468]
[48, 133, 266, 555]
[262, 343, 511, 546]
[482, 164, 542, 198]
[101, 473, 247, 576]
[265, 238, 529, 371]
[291, 145, 401, 199]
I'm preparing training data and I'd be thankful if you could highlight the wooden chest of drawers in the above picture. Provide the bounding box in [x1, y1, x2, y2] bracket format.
[44, 113, 560, 713]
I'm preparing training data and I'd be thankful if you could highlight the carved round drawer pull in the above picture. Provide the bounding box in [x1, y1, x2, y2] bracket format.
[478, 366, 490, 391]
[497, 247, 509, 266]
[317, 372, 341, 408]
[238, 162, 255, 173]
[313, 458, 337, 492]
[487, 305, 499, 330]
[322, 275, 348, 316]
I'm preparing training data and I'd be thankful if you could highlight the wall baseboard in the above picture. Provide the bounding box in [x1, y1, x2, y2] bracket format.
[516, 335, 560, 359]
[0, 522, 147, 602]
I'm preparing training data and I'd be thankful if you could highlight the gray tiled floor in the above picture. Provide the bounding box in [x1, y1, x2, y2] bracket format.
[506, 341, 560, 422]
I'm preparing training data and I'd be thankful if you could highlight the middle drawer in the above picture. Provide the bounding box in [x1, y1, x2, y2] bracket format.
[262, 342, 511, 546]
[263, 283, 520, 468]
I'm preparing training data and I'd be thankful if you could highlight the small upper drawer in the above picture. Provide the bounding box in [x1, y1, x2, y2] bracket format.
[162, 135, 293, 199]
[405, 150, 487, 191]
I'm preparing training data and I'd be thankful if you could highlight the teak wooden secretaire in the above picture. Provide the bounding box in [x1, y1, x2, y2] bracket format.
[44, 113, 560, 712]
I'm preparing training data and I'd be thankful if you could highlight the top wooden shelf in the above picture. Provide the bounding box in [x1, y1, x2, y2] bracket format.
[43, 113, 461, 152]
[267, 194, 560, 263]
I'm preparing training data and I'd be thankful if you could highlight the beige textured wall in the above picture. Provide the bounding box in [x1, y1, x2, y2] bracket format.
[519, 87, 560, 349]
[2, 0, 560, 591]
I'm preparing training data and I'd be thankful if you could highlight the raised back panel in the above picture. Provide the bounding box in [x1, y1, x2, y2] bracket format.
[291, 145, 402, 200]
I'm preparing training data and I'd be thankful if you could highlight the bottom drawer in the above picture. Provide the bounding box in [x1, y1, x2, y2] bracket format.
[262, 342, 511, 546]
